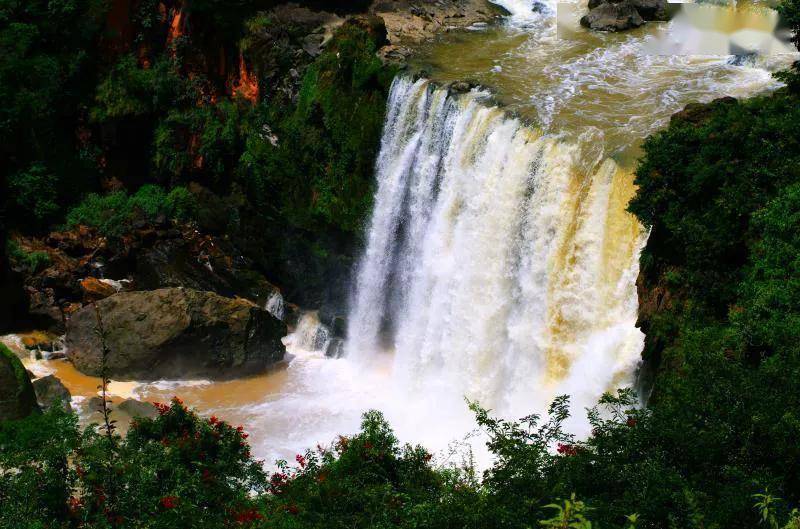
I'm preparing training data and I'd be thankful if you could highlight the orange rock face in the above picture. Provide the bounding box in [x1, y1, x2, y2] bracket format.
[232, 54, 259, 104]
[167, 6, 186, 47]
[80, 278, 118, 302]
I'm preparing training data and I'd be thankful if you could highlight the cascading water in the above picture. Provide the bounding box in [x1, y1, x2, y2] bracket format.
[347, 77, 647, 428]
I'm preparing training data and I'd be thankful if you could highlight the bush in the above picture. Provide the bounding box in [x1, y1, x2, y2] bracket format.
[66, 185, 196, 236]
[8, 163, 61, 229]
[92, 55, 191, 122]
[0, 399, 266, 528]
[7, 240, 50, 274]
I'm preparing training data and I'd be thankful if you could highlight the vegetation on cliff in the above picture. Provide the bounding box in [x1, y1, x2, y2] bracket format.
[1, 0, 394, 317]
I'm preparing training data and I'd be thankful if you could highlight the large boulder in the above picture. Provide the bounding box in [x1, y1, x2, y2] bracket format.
[580, 1, 644, 31]
[627, 0, 668, 20]
[66, 288, 287, 380]
[32, 375, 72, 411]
[583, 0, 667, 30]
[0, 344, 39, 420]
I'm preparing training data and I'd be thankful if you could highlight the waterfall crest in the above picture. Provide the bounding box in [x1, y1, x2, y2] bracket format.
[347, 77, 647, 422]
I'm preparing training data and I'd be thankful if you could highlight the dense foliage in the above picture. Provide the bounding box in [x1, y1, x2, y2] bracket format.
[0, 0, 393, 309]
[3, 393, 799, 529]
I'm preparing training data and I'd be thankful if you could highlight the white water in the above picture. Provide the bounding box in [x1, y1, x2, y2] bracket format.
[491, 0, 551, 22]
[347, 77, 647, 434]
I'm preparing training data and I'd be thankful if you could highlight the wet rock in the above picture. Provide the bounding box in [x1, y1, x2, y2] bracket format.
[66, 288, 287, 380]
[372, 0, 506, 46]
[449, 81, 472, 93]
[86, 396, 105, 414]
[80, 277, 117, 302]
[628, 0, 668, 20]
[326, 337, 345, 358]
[583, 0, 667, 29]
[319, 305, 347, 338]
[0, 344, 38, 420]
[32, 375, 72, 411]
[580, 2, 644, 31]
[117, 398, 158, 419]
[670, 97, 737, 125]
[379, 44, 413, 64]
[19, 330, 62, 352]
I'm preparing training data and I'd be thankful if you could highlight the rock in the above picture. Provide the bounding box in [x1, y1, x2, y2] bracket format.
[19, 330, 62, 352]
[372, 0, 505, 46]
[80, 277, 117, 302]
[584, 0, 667, 26]
[449, 81, 474, 94]
[32, 375, 72, 411]
[627, 0, 668, 20]
[379, 44, 413, 64]
[117, 398, 158, 419]
[342, 14, 389, 48]
[326, 337, 345, 358]
[85, 396, 105, 413]
[66, 288, 287, 380]
[302, 33, 325, 56]
[319, 305, 347, 338]
[670, 97, 737, 125]
[580, 1, 644, 31]
[0, 344, 39, 420]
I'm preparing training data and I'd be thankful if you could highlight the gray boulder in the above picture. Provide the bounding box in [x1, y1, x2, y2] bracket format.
[584, 0, 667, 28]
[66, 288, 287, 380]
[581, 1, 644, 31]
[627, 0, 668, 20]
[118, 398, 158, 419]
[32, 375, 72, 411]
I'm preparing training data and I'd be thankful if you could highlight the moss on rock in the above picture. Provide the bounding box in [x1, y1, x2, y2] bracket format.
[0, 344, 39, 420]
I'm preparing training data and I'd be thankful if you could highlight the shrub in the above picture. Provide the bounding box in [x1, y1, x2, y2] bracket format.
[66, 185, 196, 236]
[0, 399, 266, 528]
[7, 240, 50, 274]
[8, 163, 60, 229]
[91, 55, 190, 122]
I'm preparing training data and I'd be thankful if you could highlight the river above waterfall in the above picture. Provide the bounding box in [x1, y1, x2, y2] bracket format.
[414, 0, 793, 160]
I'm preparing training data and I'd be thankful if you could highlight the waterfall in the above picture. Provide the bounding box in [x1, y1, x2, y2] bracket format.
[347, 77, 647, 424]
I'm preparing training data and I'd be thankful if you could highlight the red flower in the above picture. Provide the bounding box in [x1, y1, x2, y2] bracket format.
[626, 417, 638, 428]
[423, 452, 433, 462]
[232, 508, 264, 523]
[209, 415, 219, 425]
[160, 496, 179, 509]
[295, 454, 306, 468]
[68, 497, 83, 513]
[153, 402, 170, 415]
[557, 443, 578, 456]
[270, 472, 289, 494]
